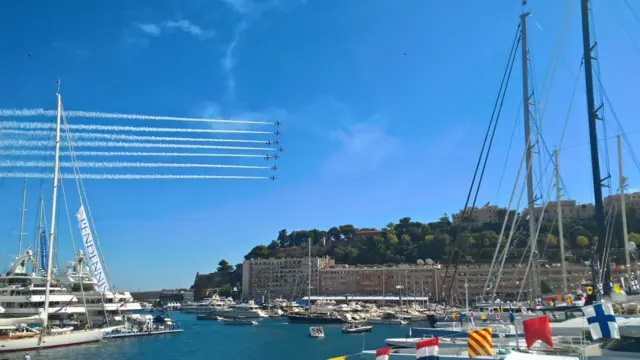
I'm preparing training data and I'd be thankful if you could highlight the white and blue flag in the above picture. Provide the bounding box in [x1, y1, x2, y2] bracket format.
[582, 302, 619, 340]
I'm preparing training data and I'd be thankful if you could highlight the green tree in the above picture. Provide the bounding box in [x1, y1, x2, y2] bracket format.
[277, 229, 289, 247]
[576, 235, 590, 248]
[219, 284, 233, 297]
[545, 234, 558, 246]
[217, 259, 234, 273]
[629, 233, 640, 245]
[267, 240, 279, 250]
[244, 245, 270, 260]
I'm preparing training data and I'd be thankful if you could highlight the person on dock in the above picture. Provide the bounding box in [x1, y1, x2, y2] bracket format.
[24, 353, 30, 360]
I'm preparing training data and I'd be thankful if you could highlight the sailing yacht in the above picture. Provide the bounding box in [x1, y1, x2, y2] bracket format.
[55, 250, 141, 326]
[0, 87, 103, 352]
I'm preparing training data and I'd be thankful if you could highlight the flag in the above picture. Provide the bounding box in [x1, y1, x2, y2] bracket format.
[416, 337, 438, 360]
[376, 347, 391, 360]
[522, 316, 553, 349]
[582, 303, 619, 340]
[467, 328, 492, 358]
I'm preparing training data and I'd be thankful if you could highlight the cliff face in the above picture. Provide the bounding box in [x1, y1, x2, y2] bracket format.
[192, 264, 242, 301]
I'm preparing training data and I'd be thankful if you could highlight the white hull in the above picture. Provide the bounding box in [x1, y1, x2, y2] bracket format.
[367, 318, 407, 325]
[1, 306, 86, 317]
[183, 306, 216, 314]
[0, 315, 43, 327]
[0, 329, 103, 352]
[208, 309, 268, 318]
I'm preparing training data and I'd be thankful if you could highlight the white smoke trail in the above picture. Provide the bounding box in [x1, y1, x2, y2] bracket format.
[1, 129, 270, 144]
[0, 172, 268, 180]
[0, 108, 275, 125]
[0, 139, 275, 151]
[1, 150, 266, 158]
[0, 160, 270, 169]
[0, 121, 273, 134]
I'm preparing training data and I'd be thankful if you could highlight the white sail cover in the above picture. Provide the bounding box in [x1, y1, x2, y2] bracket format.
[76, 205, 110, 293]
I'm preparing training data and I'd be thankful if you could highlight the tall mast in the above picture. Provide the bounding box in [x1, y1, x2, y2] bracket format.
[307, 237, 311, 313]
[617, 135, 631, 278]
[17, 180, 27, 256]
[41, 84, 63, 335]
[520, 9, 539, 300]
[34, 196, 43, 272]
[555, 150, 568, 292]
[580, 0, 608, 294]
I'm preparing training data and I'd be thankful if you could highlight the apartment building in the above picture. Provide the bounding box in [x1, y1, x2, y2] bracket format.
[318, 264, 440, 297]
[530, 200, 596, 222]
[441, 262, 593, 301]
[241, 256, 335, 300]
[242, 256, 636, 302]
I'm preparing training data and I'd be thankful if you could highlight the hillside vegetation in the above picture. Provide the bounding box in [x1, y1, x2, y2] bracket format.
[244, 212, 640, 265]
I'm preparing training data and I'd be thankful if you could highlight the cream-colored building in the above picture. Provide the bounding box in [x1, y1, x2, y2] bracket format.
[319, 264, 440, 297]
[604, 192, 640, 215]
[452, 204, 503, 227]
[241, 256, 335, 300]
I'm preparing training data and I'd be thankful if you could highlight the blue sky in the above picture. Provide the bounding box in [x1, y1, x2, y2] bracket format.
[0, 0, 639, 290]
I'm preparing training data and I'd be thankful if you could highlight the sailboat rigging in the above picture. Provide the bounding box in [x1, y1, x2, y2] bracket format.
[0, 84, 104, 353]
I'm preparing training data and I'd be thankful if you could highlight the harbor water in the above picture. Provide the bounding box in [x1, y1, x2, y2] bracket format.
[3, 312, 408, 360]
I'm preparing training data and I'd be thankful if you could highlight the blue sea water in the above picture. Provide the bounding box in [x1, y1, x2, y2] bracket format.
[3, 313, 409, 360]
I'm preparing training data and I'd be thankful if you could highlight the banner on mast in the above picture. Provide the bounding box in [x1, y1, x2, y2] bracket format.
[76, 205, 110, 293]
[39, 230, 48, 272]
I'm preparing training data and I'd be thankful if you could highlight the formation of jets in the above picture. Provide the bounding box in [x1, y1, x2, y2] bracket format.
[264, 154, 280, 161]
[274, 130, 281, 136]
[265, 140, 281, 145]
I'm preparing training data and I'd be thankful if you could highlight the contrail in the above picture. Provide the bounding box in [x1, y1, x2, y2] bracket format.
[0, 160, 270, 169]
[0, 139, 274, 151]
[0, 172, 268, 180]
[0, 121, 273, 134]
[1, 129, 271, 144]
[1, 150, 267, 158]
[0, 108, 275, 125]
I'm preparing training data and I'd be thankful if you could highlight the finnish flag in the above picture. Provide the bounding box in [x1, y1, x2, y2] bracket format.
[582, 302, 620, 340]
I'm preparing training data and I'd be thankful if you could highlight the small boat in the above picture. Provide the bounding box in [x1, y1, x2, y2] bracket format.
[342, 323, 373, 334]
[223, 317, 257, 326]
[309, 326, 325, 338]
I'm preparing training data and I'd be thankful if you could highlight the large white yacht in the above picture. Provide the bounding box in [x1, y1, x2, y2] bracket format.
[183, 294, 235, 314]
[55, 250, 141, 326]
[207, 300, 268, 318]
[0, 250, 85, 320]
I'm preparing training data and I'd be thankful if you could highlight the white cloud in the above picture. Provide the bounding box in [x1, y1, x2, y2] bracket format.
[217, 0, 308, 98]
[221, 22, 247, 99]
[220, 0, 254, 14]
[324, 122, 401, 174]
[163, 20, 214, 39]
[133, 20, 214, 40]
[135, 23, 162, 36]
